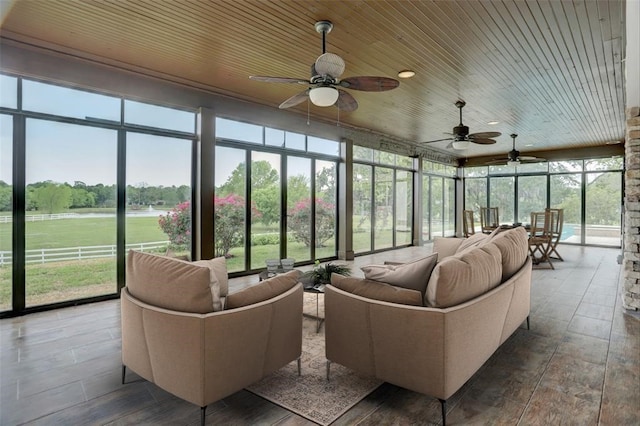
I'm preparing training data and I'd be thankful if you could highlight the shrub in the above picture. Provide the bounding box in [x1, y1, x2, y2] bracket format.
[158, 201, 191, 250]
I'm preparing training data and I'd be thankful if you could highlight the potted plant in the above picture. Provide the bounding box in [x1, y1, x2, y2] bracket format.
[301, 260, 351, 289]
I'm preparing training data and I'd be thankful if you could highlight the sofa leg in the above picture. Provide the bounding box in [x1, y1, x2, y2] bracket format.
[526, 316, 530, 330]
[439, 399, 446, 426]
[326, 360, 331, 381]
[297, 357, 302, 376]
[121, 365, 126, 384]
[201, 406, 206, 426]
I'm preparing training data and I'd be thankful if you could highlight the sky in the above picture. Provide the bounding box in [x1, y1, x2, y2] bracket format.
[0, 76, 339, 188]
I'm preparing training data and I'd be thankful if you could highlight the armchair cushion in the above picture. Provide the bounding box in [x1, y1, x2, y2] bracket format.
[126, 250, 214, 314]
[359, 253, 438, 295]
[226, 270, 301, 310]
[426, 243, 502, 308]
[331, 274, 423, 306]
[489, 227, 529, 280]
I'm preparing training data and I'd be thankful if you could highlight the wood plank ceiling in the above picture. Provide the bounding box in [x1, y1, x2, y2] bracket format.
[0, 0, 627, 162]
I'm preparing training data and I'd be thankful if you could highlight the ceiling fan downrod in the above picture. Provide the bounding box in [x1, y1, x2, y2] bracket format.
[315, 20, 333, 54]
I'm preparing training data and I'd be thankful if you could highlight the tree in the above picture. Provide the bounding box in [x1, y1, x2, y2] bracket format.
[0, 181, 11, 212]
[214, 195, 251, 257]
[287, 198, 335, 248]
[32, 182, 72, 214]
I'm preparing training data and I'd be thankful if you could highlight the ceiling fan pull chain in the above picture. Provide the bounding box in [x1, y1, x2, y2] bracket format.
[307, 98, 310, 125]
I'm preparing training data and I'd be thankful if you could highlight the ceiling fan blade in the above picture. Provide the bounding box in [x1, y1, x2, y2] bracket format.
[422, 138, 454, 144]
[339, 76, 400, 91]
[469, 131, 501, 139]
[519, 156, 547, 163]
[249, 75, 310, 84]
[335, 89, 358, 111]
[470, 138, 497, 145]
[278, 89, 310, 109]
[486, 159, 508, 165]
[315, 53, 345, 78]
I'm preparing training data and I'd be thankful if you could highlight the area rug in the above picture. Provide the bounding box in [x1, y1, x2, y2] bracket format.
[246, 292, 383, 425]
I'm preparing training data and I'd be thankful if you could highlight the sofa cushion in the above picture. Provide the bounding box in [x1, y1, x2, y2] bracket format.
[192, 257, 229, 297]
[455, 232, 490, 254]
[331, 274, 423, 306]
[432, 237, 463, 260]
[226, 270, 301, 310]
[489, 227, 529, 280]
[425, 243, 503, 308]
[360, 253, 438, 295]
[126, 250, 214, 314]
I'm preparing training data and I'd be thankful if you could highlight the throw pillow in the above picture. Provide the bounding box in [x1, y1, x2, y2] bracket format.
[192, 256, 229, 294]
[330, 274, 423, 306]
[126, 250, 214, 314]
[432, 237, 463, 260]
[226, 270, 301, 310]
[425, 243, 502, 308]
[360, 252, 438, 296]
[455, 232, 490, 254]
[489, 227, 529, 280]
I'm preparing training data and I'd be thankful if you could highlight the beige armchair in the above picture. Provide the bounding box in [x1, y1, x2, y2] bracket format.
[121, 251, 303, 425]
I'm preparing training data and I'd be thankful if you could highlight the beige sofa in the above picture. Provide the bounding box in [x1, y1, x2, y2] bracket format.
[325, 227, 531, 425]
[121, 250, 303, 426]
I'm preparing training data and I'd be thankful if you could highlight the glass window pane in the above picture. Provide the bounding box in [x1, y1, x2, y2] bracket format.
[124, 100, 195, 133]
[127, 133, 192, 263]
[353, 164, 372, 253]
[585, 157, 623, 171]
[0, 75, 17, 109]
[308, 136, 339, 156]
[353, 145, 373, 161]
[286, 156, 311, 263]
[265, 127, 284, 147]
[464, 166, 488, 178]
[550, 160, 583, 173]
[489, 164, 516, 175]
[489, 177, 514, 224]
[0, 114, 12, 311]
[23, 80, 120, 122]
[585, 171, 621, 246]
[422, 160, 433, 174]
[396, 155, 412, 168]
[517, 175, 547, 224]
[25, 119, 117, 307]
[315, 160, 337, 259]
[422, 175, 431, 241]
[517, 162, 548, 173]
[251, 152, 281, 269]
[444, 179, 455, 236]
[551, 173, 582, 243]
[430, 178, 443, 238]
[395, 170, 412, 245]
[376, 151, 395, 165]
[214, 146, 247, 272]
[216, 117, 262, 144]
[465, 178, 487, 213]
[285, 132, 305, 150]
[374, 167, 394, 249]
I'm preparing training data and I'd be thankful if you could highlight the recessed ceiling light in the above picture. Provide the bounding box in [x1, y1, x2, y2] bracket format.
[487, 121, 499, 125]
[397, 70, 415, 79]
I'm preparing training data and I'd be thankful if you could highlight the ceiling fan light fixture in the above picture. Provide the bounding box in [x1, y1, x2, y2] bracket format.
[309, 86, 339, 107]
[452, 140, 471, 150]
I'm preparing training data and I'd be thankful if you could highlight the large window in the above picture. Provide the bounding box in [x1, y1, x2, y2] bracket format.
[422, 160, 456, 240]
[517, 175, 547, 224]
[0, 114, 12, 312]
[215, 118, 339, 271]
[3, 75, 197, 314]
[25, 119, 117, 307]
[354, 147, 415, 253]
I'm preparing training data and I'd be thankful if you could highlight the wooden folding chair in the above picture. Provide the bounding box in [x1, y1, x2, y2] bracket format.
[463, 210, 476, 238]
[545, 208, 564, 261]
[528, 211, 554, 269]
[480, 207, 499, 234]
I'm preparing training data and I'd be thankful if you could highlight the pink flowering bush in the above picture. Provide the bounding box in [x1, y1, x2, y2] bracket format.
[287, 198, 335, 248]
[158, 201, 191, 250]
[158, 195, 258, 256]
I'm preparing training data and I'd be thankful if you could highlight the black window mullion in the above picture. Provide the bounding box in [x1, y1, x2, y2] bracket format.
[11, 113, 26, 313]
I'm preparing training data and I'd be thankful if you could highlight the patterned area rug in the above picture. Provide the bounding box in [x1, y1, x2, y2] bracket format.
[246, 292, 383, 425]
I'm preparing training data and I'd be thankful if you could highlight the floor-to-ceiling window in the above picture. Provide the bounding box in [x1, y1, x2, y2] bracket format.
[214, 118, 339, 272]
[353, 146, 414, 254]
[422, 160, 457, 241]
[1, 74, 197, 314]
[464, 157, 623, 246]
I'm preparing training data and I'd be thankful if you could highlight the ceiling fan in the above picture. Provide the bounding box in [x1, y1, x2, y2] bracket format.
[488, 133, 547, 166]
[249, 20, 399, 112]
[422, 100, 501, 150]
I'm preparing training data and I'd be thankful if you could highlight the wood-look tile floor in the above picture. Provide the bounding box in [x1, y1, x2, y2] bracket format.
[1, 245, 639, 425]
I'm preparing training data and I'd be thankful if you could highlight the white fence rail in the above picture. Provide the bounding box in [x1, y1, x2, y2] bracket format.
[0, 241, 170, 266]
[0, 213, 82, 224]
